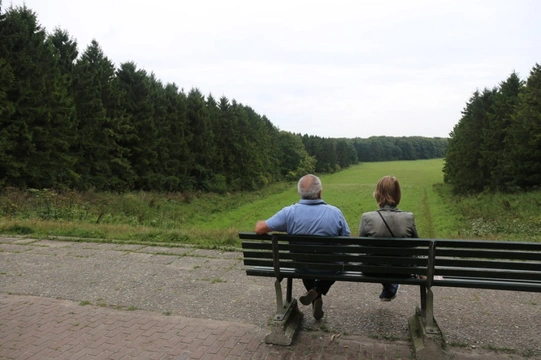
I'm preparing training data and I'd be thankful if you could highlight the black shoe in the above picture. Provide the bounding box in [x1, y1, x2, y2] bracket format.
[300, 289, 319, 306]
[312, 297, 324, 320]
[379, 284, 399, 302]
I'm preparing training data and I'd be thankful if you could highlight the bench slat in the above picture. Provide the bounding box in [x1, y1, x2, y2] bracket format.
[435, 239, 541, 251]
[246, 267, 426, 284]
[244, 259, 425, 275]
[436, 248, 541, 261]
[433, 277, 541, 292]
[436, 258, 541, 272]
[243, 241, 431, 256]
[435, 267, 541, 282]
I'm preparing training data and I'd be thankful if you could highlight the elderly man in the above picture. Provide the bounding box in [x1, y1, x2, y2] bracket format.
[255, 174, 350, 320]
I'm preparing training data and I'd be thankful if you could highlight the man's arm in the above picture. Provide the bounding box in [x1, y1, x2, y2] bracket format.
[255, 220, 271, 234]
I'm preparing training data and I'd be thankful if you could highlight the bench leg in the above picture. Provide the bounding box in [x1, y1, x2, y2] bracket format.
[410, 286, 444, 357]
[266, 278, 302, 346]
[418, 285, 437, 332]
[273, 278, 294, 321]
[420, 284, 426, 312]
[424, 287, 438, 334]
[286, 278, 292, 302]
[274, 279, 285, 319]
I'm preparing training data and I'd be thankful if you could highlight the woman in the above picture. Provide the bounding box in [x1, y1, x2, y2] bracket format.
[359, 175, 419, 301]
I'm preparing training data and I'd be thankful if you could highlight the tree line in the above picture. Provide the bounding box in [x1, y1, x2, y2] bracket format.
[443, 64, 541, 194]
[0, 4, 446, 193]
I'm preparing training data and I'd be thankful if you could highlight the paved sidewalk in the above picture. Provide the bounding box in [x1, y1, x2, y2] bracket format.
[1, 294, 413, 359]
[1, 237, 540, 359]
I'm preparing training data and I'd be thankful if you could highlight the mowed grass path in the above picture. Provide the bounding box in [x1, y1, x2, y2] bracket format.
[215, 159, 462, 238]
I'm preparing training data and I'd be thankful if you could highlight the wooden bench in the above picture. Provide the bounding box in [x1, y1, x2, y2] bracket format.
[239, 232, 541, 350]
[239, 232, 437, 345]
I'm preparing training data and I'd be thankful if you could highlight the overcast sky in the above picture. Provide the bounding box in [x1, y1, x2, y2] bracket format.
[7, 0, 540, 138]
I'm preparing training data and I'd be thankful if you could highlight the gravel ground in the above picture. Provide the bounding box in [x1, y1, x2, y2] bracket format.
[1, 236, 540, 358]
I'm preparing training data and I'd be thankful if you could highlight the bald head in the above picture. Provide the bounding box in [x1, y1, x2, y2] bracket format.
[298, 174, 322, 200]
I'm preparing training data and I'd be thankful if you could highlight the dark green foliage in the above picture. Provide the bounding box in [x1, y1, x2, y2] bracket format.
[157, 83, 190, 191]
[208, 97, 283, 191]
[302, 135, 360, 173]
[352, 136, 447, 162]
[0, 5, 76, 188]
[186, 88, 214, 189]
[444, 65, 541, 193]
[115, 62, 160, 190]
[505, 64, 541, 188]
[481, 73, 523, 190]
[49, 28, 78, 75]
[444, 89, 496, 193]
[71, 40, 133, 190]
[278, 132, 315, 180]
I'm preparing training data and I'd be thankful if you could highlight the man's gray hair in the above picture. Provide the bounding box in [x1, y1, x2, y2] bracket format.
[298, 174, 322, 200]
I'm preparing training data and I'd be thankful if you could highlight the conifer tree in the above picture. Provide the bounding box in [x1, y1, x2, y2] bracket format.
[506, 64, 541, 188]
[443, 89, 496, 193]
[116, 62, 158, 190]
[159, 83, 190, 191]
[186, 88, 214, 189]
[0, 5, 76, 188]
[72, 40, 133, 190]
[480, 72, 523, 190]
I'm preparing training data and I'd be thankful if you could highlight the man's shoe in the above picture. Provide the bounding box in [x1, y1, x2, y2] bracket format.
[379, 284, 399, 302]
[312, 297, 324, 320]
[300, 289, 319, 306]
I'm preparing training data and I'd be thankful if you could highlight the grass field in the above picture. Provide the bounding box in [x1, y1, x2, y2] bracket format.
[2, 158, 541, 247]
[223, 158, 456, 238]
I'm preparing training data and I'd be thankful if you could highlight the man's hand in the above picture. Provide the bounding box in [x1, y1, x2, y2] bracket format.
[255, 220, 271, 234]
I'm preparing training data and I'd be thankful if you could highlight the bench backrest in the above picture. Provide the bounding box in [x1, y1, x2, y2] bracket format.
[240, 232, 434, 284]
[432, 239, 541, 292]
[240, 233, 541, 292]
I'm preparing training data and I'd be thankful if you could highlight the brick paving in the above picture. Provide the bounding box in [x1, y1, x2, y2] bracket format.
[0, 294, 412, 359]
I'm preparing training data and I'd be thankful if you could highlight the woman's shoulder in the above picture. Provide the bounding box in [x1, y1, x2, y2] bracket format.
[393, 210, 416, 220]
[360, 210, 379, 219]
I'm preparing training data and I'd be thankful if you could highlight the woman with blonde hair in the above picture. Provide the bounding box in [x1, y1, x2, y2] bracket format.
[359, 175, 419, 301]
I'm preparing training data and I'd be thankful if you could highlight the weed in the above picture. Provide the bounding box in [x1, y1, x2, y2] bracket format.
[369, 332, 402, 342]
[484, 344, 516, 353]
[521, 348, 539, 358]
[6, 225, 33, 234]
[127, 306, 137, 311]
[319, 322, 330, 332]
[448, 341, 468, 348]
[380, 333, 401, 341]
[79, 300, 91, 306]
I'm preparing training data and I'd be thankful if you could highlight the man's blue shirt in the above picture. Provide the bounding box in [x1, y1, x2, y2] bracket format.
[265, 199, 350, 236]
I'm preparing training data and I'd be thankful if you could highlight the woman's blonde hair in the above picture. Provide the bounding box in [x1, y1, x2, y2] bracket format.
[374, 175, 401, 208]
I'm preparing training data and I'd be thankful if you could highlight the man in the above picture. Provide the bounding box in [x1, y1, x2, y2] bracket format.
[255, 174, 350, 320]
